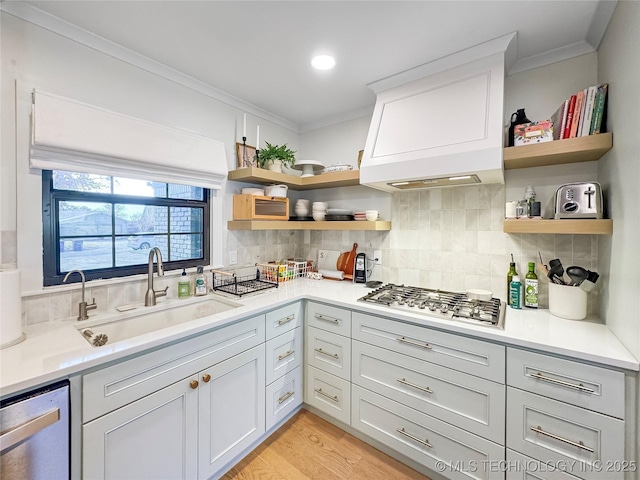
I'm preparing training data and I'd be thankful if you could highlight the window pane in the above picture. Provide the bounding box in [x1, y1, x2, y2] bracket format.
[60, 237, 113, 272]
[170, 234, 202, 261]
[170, 207, 203, 233]
[112, 177, 158, 197]
[59, 202, 112, 237]
[116, 237, 168, 267]
[117, 205, 168, 234]
[53, 172, 111, 193]
[168, 184, 203, 201]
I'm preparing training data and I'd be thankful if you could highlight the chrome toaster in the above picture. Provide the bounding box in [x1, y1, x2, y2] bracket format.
[554, 182, 603, 219]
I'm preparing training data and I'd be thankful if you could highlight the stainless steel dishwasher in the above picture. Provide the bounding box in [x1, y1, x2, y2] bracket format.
[0, 380, 70, 479]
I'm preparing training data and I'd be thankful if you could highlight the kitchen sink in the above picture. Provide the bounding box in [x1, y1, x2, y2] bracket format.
[75, 297, 242, 347]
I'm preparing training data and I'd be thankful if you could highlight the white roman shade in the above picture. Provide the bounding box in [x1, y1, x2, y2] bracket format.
[30, 90, 228, 189]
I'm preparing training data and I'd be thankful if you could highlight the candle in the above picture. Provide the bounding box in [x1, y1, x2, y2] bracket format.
[256, 125, 260, 149]
[242, 113, 246, 138]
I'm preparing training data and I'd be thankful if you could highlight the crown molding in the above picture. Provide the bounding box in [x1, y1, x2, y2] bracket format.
[0, 1, 299, 132]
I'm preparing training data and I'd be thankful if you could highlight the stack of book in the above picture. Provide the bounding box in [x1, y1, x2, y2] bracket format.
[550, 83, 608, 140]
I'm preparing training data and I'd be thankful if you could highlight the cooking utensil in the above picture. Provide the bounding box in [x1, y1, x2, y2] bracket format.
[566, 266, 588, 286]
[547, 259, 565, 285]
[337, 243, 358, 280]
[580, 270, 600, 292]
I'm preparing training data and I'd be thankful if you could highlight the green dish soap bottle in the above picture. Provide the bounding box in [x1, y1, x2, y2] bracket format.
[509, 275, 523, 309]
[507, 254, 518, 306]
[178, 268, 191, 299]
[525, 262, 538, 308]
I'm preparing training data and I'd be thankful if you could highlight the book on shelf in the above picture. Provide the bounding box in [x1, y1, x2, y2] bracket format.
[563, 95, 577, 139]
[550, 99, 570, 140]
[569, 90, 584, 138]
[576, 88, 588, 136]
[590, 83, 609, 134]
[580, 85, 598, 137]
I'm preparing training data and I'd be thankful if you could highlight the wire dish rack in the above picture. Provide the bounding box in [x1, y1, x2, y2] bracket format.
[210, 261, 313, 298]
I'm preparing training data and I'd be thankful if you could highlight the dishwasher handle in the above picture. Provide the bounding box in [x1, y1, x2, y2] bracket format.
[0, 409, 60, 452]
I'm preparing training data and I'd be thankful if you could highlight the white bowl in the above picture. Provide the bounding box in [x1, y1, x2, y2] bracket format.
[312, 211, 326, 221]
[242, 187, 265, 196]
[264, 184, 288, 197]
[365, 210, 379, 221]
[466, 289, 493, 301]
[312, 202, 328, 211]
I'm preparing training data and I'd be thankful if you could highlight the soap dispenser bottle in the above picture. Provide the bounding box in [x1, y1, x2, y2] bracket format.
[195, 266, 207, 296]
[178, 268, 191, 299]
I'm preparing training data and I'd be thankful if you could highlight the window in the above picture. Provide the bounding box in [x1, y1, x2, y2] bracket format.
[42, 171, 210, 286]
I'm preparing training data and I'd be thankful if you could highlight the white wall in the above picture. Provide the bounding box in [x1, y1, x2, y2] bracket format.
[596, 0, 640, 359]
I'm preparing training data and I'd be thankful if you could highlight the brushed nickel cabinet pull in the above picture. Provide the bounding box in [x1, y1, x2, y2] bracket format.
[396, 427, 432, 448]
[277, 314, 295, 326]
[396, 336, 432, 350]
[314, 388, 339, 403]
[397, 377, 433, 394]
[278, 391, 294, 404]
[278, 350, 295, 361]
[530, 425, 594, 453]
[314, 348, 339, 359]
[0, 409, 60, 450]
[315, 314, 340, 324]
[529, 372, 595, 393]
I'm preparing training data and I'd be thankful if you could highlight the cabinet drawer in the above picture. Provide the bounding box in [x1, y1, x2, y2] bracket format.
[507, 348, 624, 419]
[265, 366, 302, 431]
[305, 365, 350, 425]
[351, 385, 505, 480]
[306, 301, 351, 336]
[265, 302, 302, 340]
[506, 449, 582, 480]
[265, 326, 302, 385]
[306, 326, 351, 381]
[83, 315, 265, 422]
[352, 312, 505, 383]
[352, 340, 505, 444]
[507, 387, 625, 480]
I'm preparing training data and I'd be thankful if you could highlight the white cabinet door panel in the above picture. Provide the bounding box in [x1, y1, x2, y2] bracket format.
[507, 388, 625, 480]
[265, 302, 302, 340]
[83, 378, 198, 480]
[306, 301, 351, 337]
[506, 449, 583, 480]
[352, 385, 504, 480]
[265, 326, 302, 385]
[265, 366, 302, 431]
[305, 365, 351, 425]
[507, 347, 625, 419]
[306, 326, 351, 381]
[352, 340, 505, 444]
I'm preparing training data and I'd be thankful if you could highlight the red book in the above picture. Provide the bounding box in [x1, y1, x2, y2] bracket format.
[563, 95, 577, 139]
[569, 90, 584, 138]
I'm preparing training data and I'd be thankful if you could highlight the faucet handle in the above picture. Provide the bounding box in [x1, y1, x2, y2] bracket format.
[88, 297, 97, 306]
[156, 286, 169, 298]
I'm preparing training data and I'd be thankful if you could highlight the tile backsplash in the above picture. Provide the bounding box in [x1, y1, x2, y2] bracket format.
[22, 184, 600, 325]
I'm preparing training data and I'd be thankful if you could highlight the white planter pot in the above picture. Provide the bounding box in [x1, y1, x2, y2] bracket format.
[267, 159, 283, 173]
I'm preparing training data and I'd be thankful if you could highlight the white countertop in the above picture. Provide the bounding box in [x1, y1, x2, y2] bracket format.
[1, 279, 638, 398]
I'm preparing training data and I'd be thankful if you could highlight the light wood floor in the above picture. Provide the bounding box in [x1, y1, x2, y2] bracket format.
[221, 409, 432, 480]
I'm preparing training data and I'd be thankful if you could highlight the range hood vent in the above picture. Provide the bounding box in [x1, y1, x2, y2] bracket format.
[360, 33, 516, 193]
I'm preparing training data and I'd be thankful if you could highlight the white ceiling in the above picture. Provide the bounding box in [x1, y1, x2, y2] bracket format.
[4, 1, 617, 132]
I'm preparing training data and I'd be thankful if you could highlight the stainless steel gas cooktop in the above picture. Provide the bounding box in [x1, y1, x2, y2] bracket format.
[358, 283, 505, 329]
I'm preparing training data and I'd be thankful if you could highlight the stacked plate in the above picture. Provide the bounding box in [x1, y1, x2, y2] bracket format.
[354, 212, 368, 221]
[326, 208, 353, 221]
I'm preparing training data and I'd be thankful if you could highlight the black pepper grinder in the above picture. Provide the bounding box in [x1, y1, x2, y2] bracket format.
[508, 108, 531, 147]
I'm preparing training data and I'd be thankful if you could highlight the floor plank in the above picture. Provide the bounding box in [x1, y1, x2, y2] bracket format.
[221, 410, 432, 480]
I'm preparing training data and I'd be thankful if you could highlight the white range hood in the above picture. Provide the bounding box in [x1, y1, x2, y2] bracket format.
[360, 33, 516, 192]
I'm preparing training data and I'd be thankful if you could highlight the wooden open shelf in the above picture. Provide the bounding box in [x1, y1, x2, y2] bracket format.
[503, 132, 613, 170]
[227, 220, 392, 231]
[227, 167, 360, 190]
[503, 219, 612, 235]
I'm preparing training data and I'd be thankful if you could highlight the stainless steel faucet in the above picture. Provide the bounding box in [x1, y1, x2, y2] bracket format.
[145, 247, 169, 306]
[63, 269, 97, 321]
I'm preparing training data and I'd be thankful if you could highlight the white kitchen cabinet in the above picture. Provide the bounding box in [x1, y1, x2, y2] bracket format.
[306, 326, 351, 381]
[352, 385, 505, 480]
[198, 344, 265, 479]
[265, 302, 302, 340]
[507, 449, 583, 480]
[265, 326, 302, 385]
[265, 366, 302, 431]
[83, 376, 199, 480]
[306, 301, 351, 337]
[305, 365, 351, 425]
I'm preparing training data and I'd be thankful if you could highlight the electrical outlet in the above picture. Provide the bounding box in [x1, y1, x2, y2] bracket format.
[229, 250, 237, 265]
[373, 250, 382, 265]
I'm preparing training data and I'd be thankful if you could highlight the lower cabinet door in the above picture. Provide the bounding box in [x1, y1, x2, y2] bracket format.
[265, 366, 302, 431]
[198, 344, 266, 480]
[351, 385, 505, 480]
[83, 378, 198, 480]
[305, 365, 351, 425]
[506, 449, 582, 480]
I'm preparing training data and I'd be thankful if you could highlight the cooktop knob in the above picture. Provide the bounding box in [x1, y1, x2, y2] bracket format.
[407, 299, 415, 307]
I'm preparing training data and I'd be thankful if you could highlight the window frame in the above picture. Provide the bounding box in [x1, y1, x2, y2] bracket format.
[42, 170, 210, 286]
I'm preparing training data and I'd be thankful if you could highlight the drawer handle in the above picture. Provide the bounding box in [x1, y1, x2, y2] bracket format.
[278, 350, 295, 361]
[190, 380, 199, 389]
[0, 409, 60, 451]
[396, 336, 432, 350]
[530, 425, 594, 453]
[278, 391, 295, 404]
[397, 377, 433, 395]
[277, 314, 295, 326]
[315, 314, 340, 324]
[529, 372, 595, 393]
[315, 348, 339, 360]
[314, 388, 339, 403]
[396, 427, 433, 448]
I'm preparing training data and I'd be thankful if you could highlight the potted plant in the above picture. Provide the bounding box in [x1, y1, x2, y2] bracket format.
[258, 142, 296, 173]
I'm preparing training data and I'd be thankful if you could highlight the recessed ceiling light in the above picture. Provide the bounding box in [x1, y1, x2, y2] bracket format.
[311, 54, 336, 70]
